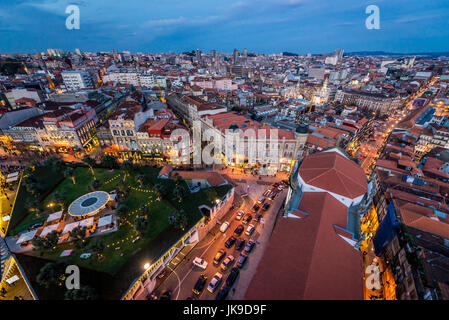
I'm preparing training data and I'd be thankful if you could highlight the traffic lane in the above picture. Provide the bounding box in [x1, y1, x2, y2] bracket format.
[196, 193, 283, 300]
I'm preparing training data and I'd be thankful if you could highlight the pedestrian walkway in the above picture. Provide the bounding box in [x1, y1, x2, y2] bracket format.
[0, 237, 10, 280]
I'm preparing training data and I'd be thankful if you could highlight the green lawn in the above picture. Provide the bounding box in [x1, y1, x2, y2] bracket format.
[8, 165, 64, 236]
[25, 165, 233, 276]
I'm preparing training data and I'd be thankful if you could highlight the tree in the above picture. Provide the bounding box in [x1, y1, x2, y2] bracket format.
[115, 204, 129, 219]
[171, 209, 188, 231]
[44, 156, 65, 172]
[36, 262, 67, 289]
[69, 226, 87, 248]
[173, 185, 187, 203]
[136, 174, 145, 187]
[65, 285, 98, 300]
[82, 156, 96, 178]
[53, 191, 67, 208]
[89, 239, 105, 256]
[64, 167, 76, 184]
[87, 179, 102, 192]
[32, 231, 60, 250]
[139, 204, 150, 217]
[120, 160, 134, 181]
[115, 180, 129, 197]
[101, 155, 118, 169]
[134, 216, 149, 236]
[154, 182, 167, 198]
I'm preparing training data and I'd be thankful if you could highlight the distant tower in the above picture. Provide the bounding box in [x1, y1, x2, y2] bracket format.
[294, 114, 310, 159]
[243, 48, 247, 57]
[233, 49, 239, 65]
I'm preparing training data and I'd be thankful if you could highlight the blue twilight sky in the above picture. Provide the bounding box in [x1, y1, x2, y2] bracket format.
[0, 0, 448, 54]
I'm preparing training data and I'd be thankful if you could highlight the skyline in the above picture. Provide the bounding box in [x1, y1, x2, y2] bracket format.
[0, 0, 449, 54]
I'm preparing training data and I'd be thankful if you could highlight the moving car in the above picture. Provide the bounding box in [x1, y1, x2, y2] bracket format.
[237, 253, 248, 268]
[219, 221, 230, 233]
[192, 257, 208, 270]
[192, 274, 207, 295]
[244, 240, 256, 253]
[242, 214, 252, 225]
[225, 236, 237, 248]
[262, 203, 271, 211]
[235, 238, 245, 251]
[216, 286, 229, 300]
[235, 210, 244, 220]
[226, 267, 239, 287]
[245, 224, 255, 236]
[220, 255, 235, 271]
[233, 224, 244, 236]
[207, 272, 223, 293]
[251, 204, 260, 213]
[213, 249, 226, 266]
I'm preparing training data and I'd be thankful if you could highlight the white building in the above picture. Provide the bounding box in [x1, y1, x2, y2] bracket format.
[62, 71, 94, 92]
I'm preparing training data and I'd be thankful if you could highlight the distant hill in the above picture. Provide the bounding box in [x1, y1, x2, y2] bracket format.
[344, 51, 449, 57]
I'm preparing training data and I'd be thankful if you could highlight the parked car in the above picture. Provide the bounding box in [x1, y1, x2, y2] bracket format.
[254, 214, 262, 222]
[213, 249, 226, 266]
[256, 196, 265, 204]
[192, 274, 207, 295]
[216, 286, 229, 300]
[235, 238, 245, 250]
[235, 210, 244, 220]
[192, 257, 208, 270]
[251, 204, 260, 212]
[233, 224, 244, 236]
[207, 272, 223, 293]
[225, 236, 237, 248]
[0, 155, 7, 160]
[226, 267, 240, 287]
[244, 240, 256, 253]
[237, 253, 248, 268]
[245, 224, 255, 236]
[262, 203, 271, 211]
[263, 189, 271, 197]
[219, 221, 230, 233]
[268, 192, 277, 200]
[220, 255, 235, 271]
[243, 214, 252, 225]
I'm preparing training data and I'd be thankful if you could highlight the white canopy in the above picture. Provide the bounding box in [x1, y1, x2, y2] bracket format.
[47, 211, 63, 223]
[6, 172, 19, 178]
[2, 215, 10, 222]
[6, 275, 19, 285]
[97, 215, 113, 227]
[6, 176, 18, 183]
[16, 229, 38, 244]
[79, 217, 94, 228]
[40, 223, 59, 237]
[62, 221, 80, 234]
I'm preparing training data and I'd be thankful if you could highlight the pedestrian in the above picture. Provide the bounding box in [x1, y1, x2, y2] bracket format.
[232, 288, 235, 294]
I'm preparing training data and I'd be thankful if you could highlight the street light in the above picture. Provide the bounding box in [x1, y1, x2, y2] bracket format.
[144, 263, 150, 270]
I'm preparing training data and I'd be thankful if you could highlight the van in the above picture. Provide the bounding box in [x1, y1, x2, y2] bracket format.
[220, 221, 230, 233]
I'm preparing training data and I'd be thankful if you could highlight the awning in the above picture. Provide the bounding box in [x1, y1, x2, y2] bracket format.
[6, 172, 19, 178]
[6, 275, 19, 285]
[46, 211, 63, 223]
[79, 217, 94, 228]
[2, 215, 10, 222]
[40, 223, 59, 237]
[62, 221, 80, 234]
[5, 176, 18, 183]
[97, 215, 112, 227]
[16, 229, 38, 244]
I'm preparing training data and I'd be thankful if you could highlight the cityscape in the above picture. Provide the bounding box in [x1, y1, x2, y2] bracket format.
[0, 0, 449, 307]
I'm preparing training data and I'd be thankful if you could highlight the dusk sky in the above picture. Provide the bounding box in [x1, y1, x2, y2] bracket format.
[1, 0, 449, 54]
